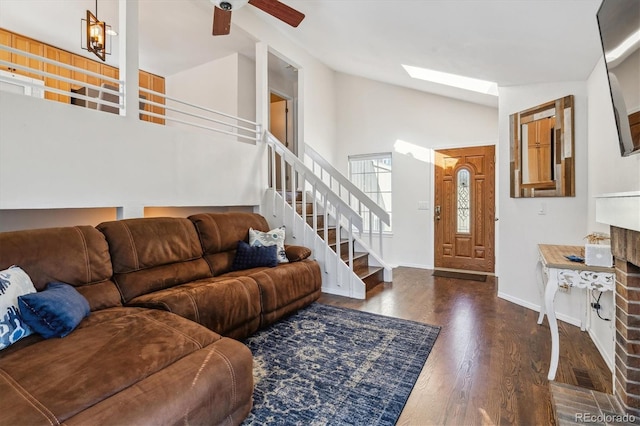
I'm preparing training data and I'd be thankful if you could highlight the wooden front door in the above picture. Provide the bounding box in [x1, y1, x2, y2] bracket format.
[434, 145, 495, 273]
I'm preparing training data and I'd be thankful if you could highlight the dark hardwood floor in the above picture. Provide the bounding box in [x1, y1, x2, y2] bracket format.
[318, 267, 612, 426]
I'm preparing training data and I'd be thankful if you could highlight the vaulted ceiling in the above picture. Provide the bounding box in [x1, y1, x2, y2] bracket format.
[0, 0, 605, 106]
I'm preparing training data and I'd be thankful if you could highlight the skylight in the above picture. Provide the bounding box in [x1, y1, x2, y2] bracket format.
[402, 64, 498, 96]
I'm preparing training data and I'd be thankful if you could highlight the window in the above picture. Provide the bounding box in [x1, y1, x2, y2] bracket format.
[456, 168, 471, 234]
[348, 153, 392, 232]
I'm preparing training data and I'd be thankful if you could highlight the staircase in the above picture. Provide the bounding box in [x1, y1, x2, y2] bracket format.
[292, 192, 386, 292]
[262, 131, 391, 299]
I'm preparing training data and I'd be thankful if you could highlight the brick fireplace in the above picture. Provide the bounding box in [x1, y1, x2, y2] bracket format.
[548, 195, 640, 424]
[611, 225, 640, 415]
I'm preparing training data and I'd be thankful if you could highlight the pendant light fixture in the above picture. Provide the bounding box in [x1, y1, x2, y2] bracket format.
[81, 0, 113, 61]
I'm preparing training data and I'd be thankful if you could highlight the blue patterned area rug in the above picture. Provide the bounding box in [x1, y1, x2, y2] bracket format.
[242, 303, 441, 425]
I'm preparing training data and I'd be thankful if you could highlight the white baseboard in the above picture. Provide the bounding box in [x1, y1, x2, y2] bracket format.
[397, 262, 433, 269]
[497, 291, 539, 311]
[497, 291, 581, 328]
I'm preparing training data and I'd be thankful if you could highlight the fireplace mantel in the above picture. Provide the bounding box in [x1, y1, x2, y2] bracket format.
[595, 191, 640, 232]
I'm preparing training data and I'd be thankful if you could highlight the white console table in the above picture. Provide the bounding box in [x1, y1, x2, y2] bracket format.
[537, 244, 615, 380]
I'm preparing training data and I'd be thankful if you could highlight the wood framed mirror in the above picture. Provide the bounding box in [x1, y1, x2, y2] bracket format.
[510, 95, 575, 197]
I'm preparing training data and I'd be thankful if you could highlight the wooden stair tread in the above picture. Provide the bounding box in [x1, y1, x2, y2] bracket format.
[287, 194, 387, 294]
[353, 265, 384, 279]
[295, 202, 316, 215]
[295, 202, 315, 208]
[357, 265, 385, 292]
[316, 227, 336, 235]
[341, 251, 368, 261]
[284, 191, 304, 202]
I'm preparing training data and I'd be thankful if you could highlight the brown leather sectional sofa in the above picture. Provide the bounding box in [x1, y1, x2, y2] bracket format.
[0, 212, 322, 425]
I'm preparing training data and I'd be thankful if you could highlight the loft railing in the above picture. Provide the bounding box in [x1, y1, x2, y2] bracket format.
[0, 45, 259, 142]
[264, 131, 363, 278]
[0, 45, 121, 111]
[303, 144, 390, 257]
[139, 87, 260, 142]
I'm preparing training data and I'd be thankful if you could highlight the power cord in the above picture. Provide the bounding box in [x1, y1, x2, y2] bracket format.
[590, 290, 611, 321]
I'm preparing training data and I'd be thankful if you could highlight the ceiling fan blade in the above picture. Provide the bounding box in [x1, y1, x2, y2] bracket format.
[248, 0, 305, 27]
[212, 6, 232, 35]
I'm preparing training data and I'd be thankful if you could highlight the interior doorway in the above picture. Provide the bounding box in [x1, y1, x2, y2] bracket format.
[433, 145, 495, 273]
[268, 51, 298, 190]
[270, 92, 294, 189]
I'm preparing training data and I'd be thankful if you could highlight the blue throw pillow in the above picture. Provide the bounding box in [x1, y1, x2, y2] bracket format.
[232, 240, 279, 271]
[0, 266, 37, 349]
[18, 282, 90, 339]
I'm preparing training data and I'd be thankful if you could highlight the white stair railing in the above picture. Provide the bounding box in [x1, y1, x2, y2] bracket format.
[139, 87, 260, 142]
[264, 131, 369, 294]
[0, 45, 122, 111]
[303, 144, 390, 257]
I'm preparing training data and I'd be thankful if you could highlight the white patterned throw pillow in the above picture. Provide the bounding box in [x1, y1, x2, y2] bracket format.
[249, 226, 288, 264]
[0, 266, 37, 350]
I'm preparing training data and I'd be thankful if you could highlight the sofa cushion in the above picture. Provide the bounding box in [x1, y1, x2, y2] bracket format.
[221, 259, 322, 328]
[249, 226, 288, 263]
[97, 217, 204, 273]
[97, 217, 213, 302]
[18, 282, 90, 338]
[0, 266, 36, 349]
[232, 240, 278, 271]
[0, 226, 120, 311]
[0, 307, 253, 425]
[127, 276, 262, 340]
[58, 338, 254, 426]
[189, 212, 271, 275]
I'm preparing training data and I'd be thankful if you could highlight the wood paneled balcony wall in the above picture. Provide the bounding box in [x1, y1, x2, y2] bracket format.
[0, 27, 165, 125]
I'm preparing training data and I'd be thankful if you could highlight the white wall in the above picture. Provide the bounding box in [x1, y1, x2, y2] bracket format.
[0, 5, 340, 231]
[166, 52, 257, 142]
[238, 53, 257, 126]
[585, 58, 640, 369]
[165, 53, 255, 140]
[233, 9, 338, 165]
[268, 56, 296, 100]
[165, 54, 237, 138]
[498, 81, 590, 332]
[0, 92, 266, 227]
[333, 73, 499, 268]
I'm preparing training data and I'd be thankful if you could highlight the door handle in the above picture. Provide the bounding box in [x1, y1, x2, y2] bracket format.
[435, 205, 441, 221]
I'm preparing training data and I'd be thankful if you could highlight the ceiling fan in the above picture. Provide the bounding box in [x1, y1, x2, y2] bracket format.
[210, 0, 305, 36]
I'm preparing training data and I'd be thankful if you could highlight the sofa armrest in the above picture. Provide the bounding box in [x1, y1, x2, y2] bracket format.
[285, 245, 312, 262]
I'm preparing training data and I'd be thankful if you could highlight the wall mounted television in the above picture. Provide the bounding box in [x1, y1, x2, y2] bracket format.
[596, 0, 640, 157]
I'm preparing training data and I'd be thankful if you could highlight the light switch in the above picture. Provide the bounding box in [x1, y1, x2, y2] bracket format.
[418, 201, 429, 210]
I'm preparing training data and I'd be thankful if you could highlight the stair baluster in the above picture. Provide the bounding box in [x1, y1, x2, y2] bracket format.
[263, 131, 391, 299]
[303, 145, 390, 259]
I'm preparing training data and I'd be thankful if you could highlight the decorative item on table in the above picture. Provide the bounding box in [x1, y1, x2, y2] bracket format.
[564, 254, 585, 263]
[584, 232, 613, 267]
